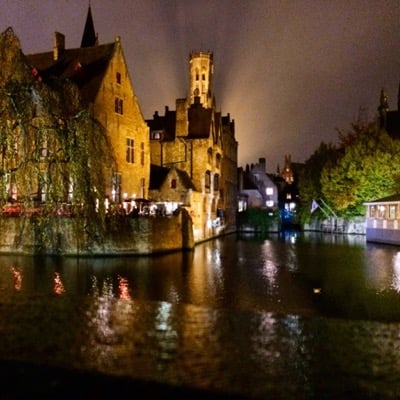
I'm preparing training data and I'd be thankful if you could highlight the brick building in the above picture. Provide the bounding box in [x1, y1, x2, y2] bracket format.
[147, 51, 238, 241]
[26, 5, 150, 206]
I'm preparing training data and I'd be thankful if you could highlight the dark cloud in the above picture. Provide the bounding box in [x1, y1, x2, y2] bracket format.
[1, 0, 400, 171]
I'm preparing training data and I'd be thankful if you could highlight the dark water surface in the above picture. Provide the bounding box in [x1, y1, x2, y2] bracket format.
[2, 231, 400, 321]
[1, 231, 400, 399]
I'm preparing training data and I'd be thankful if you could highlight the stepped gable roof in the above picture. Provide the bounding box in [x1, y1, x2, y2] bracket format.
[146, 108, 176, 141]
[26, 42, 115, 104]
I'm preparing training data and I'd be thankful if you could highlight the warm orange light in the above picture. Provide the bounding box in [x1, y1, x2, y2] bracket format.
[54, 272, 65, 295]
[118, 275, 131, 300]
[11, 266, 22, 291]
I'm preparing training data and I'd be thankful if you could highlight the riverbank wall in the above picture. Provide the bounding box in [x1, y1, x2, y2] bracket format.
[303, 216, 366, 234]
[0, 208, 195, 256]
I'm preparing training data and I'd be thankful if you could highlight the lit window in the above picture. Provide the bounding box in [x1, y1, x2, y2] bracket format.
[126, 138, 134, 163]
[266, 187, 273, 195]
[266, 200, 274, 207]
[151, 131, 161, 140]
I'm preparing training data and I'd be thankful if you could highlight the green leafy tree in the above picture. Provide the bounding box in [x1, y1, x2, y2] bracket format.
[297, 141, 339, 222]
[0, 27, 116, 250]
[320, 123, 400, 217]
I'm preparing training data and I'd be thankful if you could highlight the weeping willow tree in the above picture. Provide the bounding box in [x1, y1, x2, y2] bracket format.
[0, 27, 116, 252]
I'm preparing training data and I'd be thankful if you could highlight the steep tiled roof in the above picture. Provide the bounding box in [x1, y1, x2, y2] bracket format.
[149, 164, 197, 191]
[149, 164, 170, 190]
[26, 43, 115, 104]
[175, 168, 197, 191]
[364, 194, 400, 204]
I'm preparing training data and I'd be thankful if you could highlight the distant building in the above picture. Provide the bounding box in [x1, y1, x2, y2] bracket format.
[146, 51, 238, 241]
[377, 86, 400, 139]
[238, 158, 278, 210]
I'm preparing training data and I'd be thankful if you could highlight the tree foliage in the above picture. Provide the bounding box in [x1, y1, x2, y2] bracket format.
[320, 123, 400, 217]
[297, 141, 339, 222]
[0, 27, 116, 250]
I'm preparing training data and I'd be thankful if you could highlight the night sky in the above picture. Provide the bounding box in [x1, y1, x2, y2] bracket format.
[1, 0, 400, 171]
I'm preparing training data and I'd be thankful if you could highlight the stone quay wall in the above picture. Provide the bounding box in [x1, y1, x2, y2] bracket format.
[0, 208, 195, 256]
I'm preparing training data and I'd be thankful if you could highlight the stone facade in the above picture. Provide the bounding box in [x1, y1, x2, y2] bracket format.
[0, 210, 194, 255]
[147, 52, 238, 241]
[26, 6, 150, 205]
[91, 37, 150, 201]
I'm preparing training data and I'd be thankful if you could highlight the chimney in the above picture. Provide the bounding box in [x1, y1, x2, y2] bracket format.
[259, 157, 266, 172]
[53, 32, 65, 61]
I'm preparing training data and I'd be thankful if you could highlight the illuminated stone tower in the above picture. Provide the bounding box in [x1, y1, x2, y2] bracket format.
[189, 51, 213, 108]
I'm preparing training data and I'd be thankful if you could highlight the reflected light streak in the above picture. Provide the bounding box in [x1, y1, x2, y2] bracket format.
[118, 275, 131, 300]
[53, 272, 65, 295]
[392, 252, 400, 292]
[10, 266, 22, 291]
[262, 242, 278, 287]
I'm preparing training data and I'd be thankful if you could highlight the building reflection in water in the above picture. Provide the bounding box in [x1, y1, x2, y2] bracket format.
[392, 252, 400, 292]
[118, 275, 131, 300]
[10, 266, 22, 291]
[53, 272, 65, 295]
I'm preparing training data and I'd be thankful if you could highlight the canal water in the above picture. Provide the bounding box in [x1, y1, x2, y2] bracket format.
[1, 231, 400, 399]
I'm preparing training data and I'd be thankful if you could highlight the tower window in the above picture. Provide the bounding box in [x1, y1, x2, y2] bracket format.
[213, 174, 219, 191]
[115, 97, 123, 114]
[116, 72, 121, 84]
[205, 171, 211, 189]
[171, 179, 177, 189]
[126, 138, 134, 163]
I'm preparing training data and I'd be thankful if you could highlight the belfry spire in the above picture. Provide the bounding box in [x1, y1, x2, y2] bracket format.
[80, 4, 97, 48]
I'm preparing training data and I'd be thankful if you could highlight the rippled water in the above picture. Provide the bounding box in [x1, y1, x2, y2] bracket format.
[1, 231, 400, 321]
[2, 231, 400, 399]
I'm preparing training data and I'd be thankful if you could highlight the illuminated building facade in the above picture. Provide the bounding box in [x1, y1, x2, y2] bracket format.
[238, 158, 278, 210]
[147, 51, 238, 241]
[26, 5, 150, 205]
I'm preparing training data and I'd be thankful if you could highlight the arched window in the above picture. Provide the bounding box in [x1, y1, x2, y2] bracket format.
[207, 147, 213, 164]
[205, 171, 211, 189]
[213, 174, 219, 191]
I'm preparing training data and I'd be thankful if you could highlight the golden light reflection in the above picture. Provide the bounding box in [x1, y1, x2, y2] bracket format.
[54, 272, 65, 295]
[10, 266, 22, 291]
[117, 275, 131, 300]
[392, 252, 400, 292]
